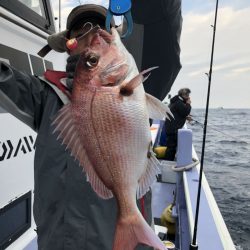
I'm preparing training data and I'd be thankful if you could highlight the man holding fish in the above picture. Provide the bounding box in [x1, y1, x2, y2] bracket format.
[0, 4, 172, 250]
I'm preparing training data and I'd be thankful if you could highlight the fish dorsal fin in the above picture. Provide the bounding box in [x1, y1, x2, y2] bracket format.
[137, 147, 161, 199]
[146, 93, 173, 120]
[52, 104, 113, 199]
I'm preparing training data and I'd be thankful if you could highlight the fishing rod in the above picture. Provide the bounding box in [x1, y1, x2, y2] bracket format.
[189, 118, 248, 144]
[59, 0, 61, 32]
[190, 0, 219, 249]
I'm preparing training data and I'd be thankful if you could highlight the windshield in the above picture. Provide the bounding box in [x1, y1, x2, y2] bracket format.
[18, 0, 45, 17]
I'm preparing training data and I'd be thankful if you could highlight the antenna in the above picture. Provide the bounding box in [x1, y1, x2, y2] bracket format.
[190, 0, 219, 249]
[59, 0, 61, 32]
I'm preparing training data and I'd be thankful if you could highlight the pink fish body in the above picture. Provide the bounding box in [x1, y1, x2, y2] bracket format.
[53, 28, 171, 250]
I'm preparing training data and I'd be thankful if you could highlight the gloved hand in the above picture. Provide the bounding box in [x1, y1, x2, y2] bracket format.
[66, 54, 80, 91]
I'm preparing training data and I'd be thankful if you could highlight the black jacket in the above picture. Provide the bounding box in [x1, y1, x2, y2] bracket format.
[165, 95, 191, 135]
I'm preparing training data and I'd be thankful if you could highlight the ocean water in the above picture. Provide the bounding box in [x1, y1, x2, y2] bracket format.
[188, 109, 250, 250]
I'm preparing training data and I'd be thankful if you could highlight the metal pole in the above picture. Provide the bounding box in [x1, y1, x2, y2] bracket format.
[59, 0, 61, 32]
[190, 0, 219, 249]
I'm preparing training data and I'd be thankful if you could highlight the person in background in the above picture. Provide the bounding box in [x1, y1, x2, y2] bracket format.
[164, 88, 192, 161]
[0, 4, 152, 250]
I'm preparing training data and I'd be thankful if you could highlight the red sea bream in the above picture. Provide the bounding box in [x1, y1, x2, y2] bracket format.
[53, 27, 172, 250]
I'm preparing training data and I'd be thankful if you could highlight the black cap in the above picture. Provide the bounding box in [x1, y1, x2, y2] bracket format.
[38, 4, 115, 57]
[67, 4, 115, 31]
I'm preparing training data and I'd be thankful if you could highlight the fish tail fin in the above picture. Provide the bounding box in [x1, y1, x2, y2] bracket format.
[113, 212, 166, 250]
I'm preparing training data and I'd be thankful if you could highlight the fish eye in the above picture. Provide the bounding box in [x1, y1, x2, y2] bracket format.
[85, 54, 99, 68]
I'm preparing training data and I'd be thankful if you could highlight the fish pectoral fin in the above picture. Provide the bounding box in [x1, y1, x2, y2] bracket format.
[85, 164, 114, 199]
[120, 67, 158, 96]
[52, 104, 113, 199]
[146, 93, 174, 120]
[137, 147, 161, 199]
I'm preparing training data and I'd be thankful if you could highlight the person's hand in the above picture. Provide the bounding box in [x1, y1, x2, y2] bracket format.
[186, 97, 191, 104]
[186, 115, 193, 122]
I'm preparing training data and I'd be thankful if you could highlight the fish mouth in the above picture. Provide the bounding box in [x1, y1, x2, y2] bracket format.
[104, 61, 127, 75]
[89, 28, 113, 47]
[100, 60, 129, 86]
[97, 29, 114, 43]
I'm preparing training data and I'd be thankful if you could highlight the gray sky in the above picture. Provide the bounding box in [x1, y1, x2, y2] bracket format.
[171, 0, 250, 109]
[52, 0, 250, 108]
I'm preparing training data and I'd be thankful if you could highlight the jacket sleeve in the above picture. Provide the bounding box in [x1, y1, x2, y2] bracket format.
[0, 61, 48, 131]
[175, 100, 191, 117]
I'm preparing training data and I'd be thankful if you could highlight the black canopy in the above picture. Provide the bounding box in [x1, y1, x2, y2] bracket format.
[123, 0, 182, 101]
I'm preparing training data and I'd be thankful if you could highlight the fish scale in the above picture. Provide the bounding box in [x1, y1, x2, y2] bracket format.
[74, 85, 147, 188]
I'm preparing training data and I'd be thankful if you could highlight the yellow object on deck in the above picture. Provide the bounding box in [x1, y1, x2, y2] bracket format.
[153, 146, 167, 159]
[160, 204, 176, 235]
[163, 240, 175, 249]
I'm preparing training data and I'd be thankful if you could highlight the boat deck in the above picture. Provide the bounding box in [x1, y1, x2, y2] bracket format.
[152, 181, 175, 219]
